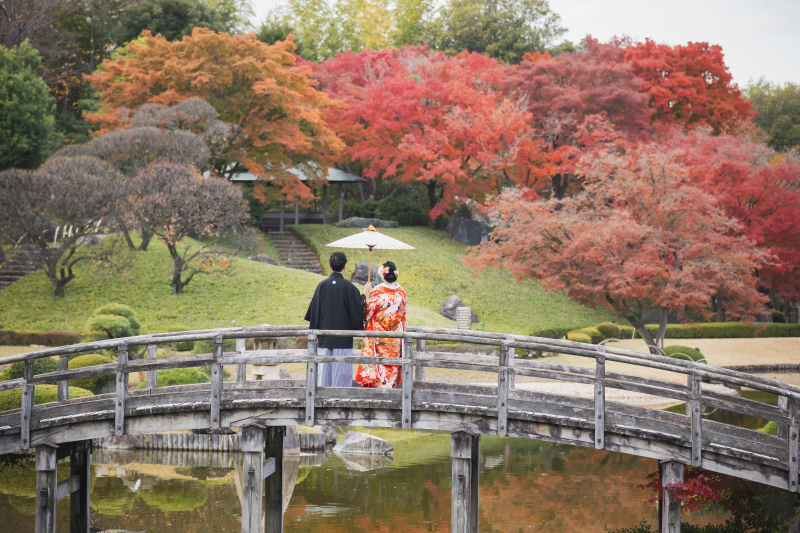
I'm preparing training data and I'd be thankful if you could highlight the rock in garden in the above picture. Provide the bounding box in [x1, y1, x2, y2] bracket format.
[248, 254, 279, 266]
[335, 451, 393, 471]
[439, 295, 479, 323]
[446, 203, 490, 245]
[333, 431, 394, 456]
[351, 260, 380, 285]
[335, 217, 399, 229]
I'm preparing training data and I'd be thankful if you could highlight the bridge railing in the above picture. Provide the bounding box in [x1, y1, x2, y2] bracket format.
[0, 324, 798, 490]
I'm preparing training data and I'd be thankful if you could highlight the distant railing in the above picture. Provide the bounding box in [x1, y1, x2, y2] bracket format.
[0, 325, 798, 491]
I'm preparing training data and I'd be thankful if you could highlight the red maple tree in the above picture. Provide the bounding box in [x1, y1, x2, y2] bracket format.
[466, 144, 769, 350]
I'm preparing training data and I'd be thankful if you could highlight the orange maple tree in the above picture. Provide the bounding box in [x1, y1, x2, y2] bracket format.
[466, 145, 769, 350]
[86, 28, 343, 205]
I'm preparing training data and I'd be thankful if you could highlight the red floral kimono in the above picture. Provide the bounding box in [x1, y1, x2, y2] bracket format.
[355, 283, 407, 388]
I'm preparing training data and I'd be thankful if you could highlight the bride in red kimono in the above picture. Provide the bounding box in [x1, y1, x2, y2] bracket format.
[356, 261, 407, 389]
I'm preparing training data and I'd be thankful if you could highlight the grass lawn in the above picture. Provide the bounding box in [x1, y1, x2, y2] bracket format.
[0, 227, 613, 335]
[292, 225, 614, 334]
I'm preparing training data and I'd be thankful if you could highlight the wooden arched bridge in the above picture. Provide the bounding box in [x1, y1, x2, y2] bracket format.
[1, 325, 798, 533]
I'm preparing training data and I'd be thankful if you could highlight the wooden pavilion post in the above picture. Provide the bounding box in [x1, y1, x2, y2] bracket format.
[339, 184, 345, 222]
[279, 200, 285, 232]
[322, 184, 329, 225]
[451, 432, 479, 533]
[659, 461, 684, 533]
[294, 203, 299, 225]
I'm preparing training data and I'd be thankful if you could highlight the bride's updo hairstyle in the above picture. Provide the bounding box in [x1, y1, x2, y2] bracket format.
[380, 261, 398, 283]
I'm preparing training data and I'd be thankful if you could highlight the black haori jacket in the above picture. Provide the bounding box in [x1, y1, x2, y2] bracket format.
[304, 272, 366, 349]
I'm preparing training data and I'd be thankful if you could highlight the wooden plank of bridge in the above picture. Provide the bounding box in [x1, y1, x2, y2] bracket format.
[146, 345, 158, 389]
[69, 440, 91, 533]
[790, 398, 799, 493]
[415, 339, 425, 382]
[115, 344, 128, 436]
[57, 355, 69, 401]
[35, 444, 58, 533]
[264, 426, 285, 533]
[241, 425, 265, 533]
[497, 342, 510, 437]
[688, 371, 702, 467]
[595, 349, 605, 450]
[660, 461, 684, 533]
[451, 432, 479, 533]
[236, 339, 247, 383]
[21, 358, 34, 449]
[403, 335, 414, 429]
[211, 336, 223, 429]
[305, 334, 318, 426]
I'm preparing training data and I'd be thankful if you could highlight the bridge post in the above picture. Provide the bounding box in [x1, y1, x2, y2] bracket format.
[264, 427, 285, 533]
[242, 425, 266, 533]
[451, 432, 479, 533]
[211, 336, 223, 428]
[21, 358, 35, 449]
[659, 461, 684, 533]
[688, 371, 702, 467]
[778, 396, 789, 440]
[790, 398, 799, 493]
[305, 333, 318, 426]
[415, 339, 425, 382]
[69, 440, 91, 533]
[236, 338, 247, 382]
[35, 444, 58, 533]
[497, 343, 510, 437]
[57, 355, 69, 401]
[114, 343, 128, 436]
[146, 344, 158, 389]
[403, 335, 414, 429]
[595, 349, 605, 450]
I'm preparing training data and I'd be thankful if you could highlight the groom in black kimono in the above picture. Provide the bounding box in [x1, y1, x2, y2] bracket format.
[304, 252, 371, 387]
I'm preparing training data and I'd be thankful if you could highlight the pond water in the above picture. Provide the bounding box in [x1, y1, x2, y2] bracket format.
[0, 425, 745, 533]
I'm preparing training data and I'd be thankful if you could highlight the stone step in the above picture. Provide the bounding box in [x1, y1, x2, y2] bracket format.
[265, 230, 323, 275]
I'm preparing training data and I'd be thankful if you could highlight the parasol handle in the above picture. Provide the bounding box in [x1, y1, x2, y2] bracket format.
[367, 245, 375, 285]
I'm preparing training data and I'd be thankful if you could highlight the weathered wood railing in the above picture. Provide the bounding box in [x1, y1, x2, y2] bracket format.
[1, 325, 799, 533]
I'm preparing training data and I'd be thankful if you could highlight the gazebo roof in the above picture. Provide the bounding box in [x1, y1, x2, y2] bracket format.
[227, 167, 367, 183]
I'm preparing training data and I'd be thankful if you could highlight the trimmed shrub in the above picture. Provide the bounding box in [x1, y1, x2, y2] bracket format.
[0, 369, 9, 381]
[618, 325, 635, 338]
[68, 354, 113, 393]
[529, 327, 575, 339]
[641, 322, 800, 339]
[567, 332, 591, 344]
[0, 385, 93, 411]
[166, 325, 194, 352]
[7, 357, 59, 380]
[576, 327, 603, 344]
[86, 303, 142, 339]
[662, 345, 705, 363]
[759, 421, 778, 435]
[136, 367, 209, 389]
[596, 322, 621, 340]
[772, 310, 785, 323]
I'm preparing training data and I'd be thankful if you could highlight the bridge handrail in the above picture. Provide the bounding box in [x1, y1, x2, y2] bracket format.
[2, 325, 800, 399]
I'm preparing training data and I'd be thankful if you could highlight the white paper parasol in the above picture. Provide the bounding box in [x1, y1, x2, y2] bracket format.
[326, 225, 414, 283]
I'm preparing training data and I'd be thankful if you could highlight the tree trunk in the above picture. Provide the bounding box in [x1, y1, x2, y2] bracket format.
[627, 315, 660, 355]
[138, 229, 154, 251]
[116, 216, 136, 251]
[356, 183, 366, 203]
[656, 306, 668, 350]
[168, 245, 185, 295]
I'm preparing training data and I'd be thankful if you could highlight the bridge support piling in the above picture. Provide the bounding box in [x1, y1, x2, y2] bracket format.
[69, 440, 92, 533]
[659, 461, 684, 533]
[35, 444, 58, 533]
[451, 432, 479, 533]
[241, 425, 285, 533]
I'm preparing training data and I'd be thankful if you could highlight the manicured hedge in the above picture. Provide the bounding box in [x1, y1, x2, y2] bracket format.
[567, 332, 591, 344]
[0, 329, 91, 346]
[643, 322, 800, 339]
[166, 325, 194, 352]
[529, 327, 576, 339]
[4, 357, 59, 380]
[0, 384, 93, 411]
[759, 421, 777, 435]
[596, 322, 621, 339]
[136, 367, 210, 389]
[68, 354, 113, 393]
[576, 327, 603, 344]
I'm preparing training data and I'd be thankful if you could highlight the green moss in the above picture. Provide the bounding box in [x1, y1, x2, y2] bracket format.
[759, 421, 778, 435]
[68, 354, 113, 393]
[0, 384, 93, 411]
[136, 367, 210, 388]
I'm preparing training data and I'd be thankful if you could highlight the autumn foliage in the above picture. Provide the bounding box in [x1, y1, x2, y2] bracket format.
[86, 28, 342, 204]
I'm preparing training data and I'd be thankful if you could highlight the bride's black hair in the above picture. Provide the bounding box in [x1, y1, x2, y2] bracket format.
[382, 261, 398, 283]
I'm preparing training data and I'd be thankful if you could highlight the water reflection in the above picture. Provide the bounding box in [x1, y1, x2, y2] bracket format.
[0, 432, 730, 532]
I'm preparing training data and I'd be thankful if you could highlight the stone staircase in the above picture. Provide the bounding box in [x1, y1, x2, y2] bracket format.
[266, 231, 323, 275]
[0, 246, 44, 289]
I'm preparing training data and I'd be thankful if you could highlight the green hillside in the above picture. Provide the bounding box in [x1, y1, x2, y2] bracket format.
[293, 225, 613, 334]
[0, 227, 612, 335]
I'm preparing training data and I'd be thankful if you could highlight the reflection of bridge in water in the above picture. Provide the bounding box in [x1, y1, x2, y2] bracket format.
[1, 325, 798, 533]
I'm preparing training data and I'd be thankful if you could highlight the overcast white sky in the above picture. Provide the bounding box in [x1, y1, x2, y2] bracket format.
[250, 0, 800, 86]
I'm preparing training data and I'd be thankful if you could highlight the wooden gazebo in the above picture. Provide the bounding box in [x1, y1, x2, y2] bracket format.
[229, 168, 367, 232]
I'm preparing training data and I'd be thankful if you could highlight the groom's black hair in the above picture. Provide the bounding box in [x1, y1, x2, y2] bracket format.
[329, 252, 347, 272]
